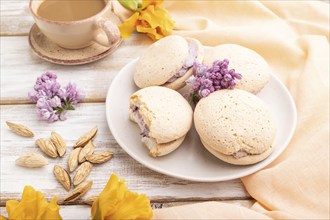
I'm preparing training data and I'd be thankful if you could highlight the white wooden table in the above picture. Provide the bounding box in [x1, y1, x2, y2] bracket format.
[0, 1, 253, 218]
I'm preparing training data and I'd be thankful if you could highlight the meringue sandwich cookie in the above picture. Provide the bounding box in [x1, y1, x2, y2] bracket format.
[134, 35, 204, 90]
[201, 139, 273, 165]
[129, 86, 193, 157]
[203, 44, 271, 94]
[194, 89, 276, 165]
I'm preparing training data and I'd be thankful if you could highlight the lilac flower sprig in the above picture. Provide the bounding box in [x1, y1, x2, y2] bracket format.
[186, 59, 242, 104]
[28, 72, 84, 123]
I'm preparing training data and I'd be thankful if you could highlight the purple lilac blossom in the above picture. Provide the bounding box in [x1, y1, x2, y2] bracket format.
[36, 96, 59, 123]
[28, 72, 84, 123]
[58, 83, 85, 105]
[28, 72, 61, 102]
[186, 59, 242, 103]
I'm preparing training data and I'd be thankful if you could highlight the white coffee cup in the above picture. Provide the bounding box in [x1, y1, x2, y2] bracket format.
[29, 0, 120, 49]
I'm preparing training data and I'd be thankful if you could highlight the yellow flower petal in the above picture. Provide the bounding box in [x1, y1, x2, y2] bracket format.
[141, 0, 163, 9]
[0, 216, 8, 220]
[92, 175, 127, 220]
[136, 25, 163, 41]
[137, 5, 174, 40]
[91, 174, 153, 220]
[118, 12, 140, 38]
[146, 5, 174, 32]
[41, 197, 62, 220]
[8, 186, 40, 219]
[110, 191, 153, 219]
[4, 186, 62, 220]
[119, 0, 174, 40]
[5, 200, 19, 216]
[36, 190, 50, 218]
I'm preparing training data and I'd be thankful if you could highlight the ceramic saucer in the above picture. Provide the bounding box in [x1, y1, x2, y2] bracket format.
[28, 13, 122, 65]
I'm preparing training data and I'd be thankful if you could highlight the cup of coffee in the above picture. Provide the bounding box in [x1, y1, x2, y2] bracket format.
[29, 0, 120, 49]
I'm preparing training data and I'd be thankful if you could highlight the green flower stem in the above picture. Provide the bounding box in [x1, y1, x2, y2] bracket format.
[118, 0, 140, 11]
[188, 92, 200, 107]
[53, 99, 75, 114]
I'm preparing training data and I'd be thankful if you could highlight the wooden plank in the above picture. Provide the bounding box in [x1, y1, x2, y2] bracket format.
[1, 200, 255, 218]
[0, 103, 251, 206]
[0, 35, 151, 104]
[0, 0, 33, 36]
[0, 205, 90, 219]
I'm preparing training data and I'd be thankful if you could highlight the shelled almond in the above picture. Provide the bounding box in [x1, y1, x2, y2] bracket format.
[74, 126, 98, 148]
[68, 147, 82, 172]
[61, 180, 93, 204]
[9, 123, 113, 205]
[16, 153, 49, 168]
[73, 161, 93, 186]
[84, 195, 97, 205]
[35, 138, 58, 158]
[78, 140, 95, 163]
[53, 164, 71, 191]
[86, 151, 113, 164]
[51, 131, 66, 157]
[6, 121, 34, 137]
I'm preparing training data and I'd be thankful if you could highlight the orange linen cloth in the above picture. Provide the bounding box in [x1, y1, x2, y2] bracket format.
[115, 1, 329, 219]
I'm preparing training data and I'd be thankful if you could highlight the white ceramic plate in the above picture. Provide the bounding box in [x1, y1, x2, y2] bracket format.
[106, 59, 297, 182]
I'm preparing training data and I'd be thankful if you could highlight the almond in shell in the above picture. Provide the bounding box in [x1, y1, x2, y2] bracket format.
[6, 121, 34, 137]
[53, 164, 71, 191]
[68, 147, 82, 172]
[51, 131, 66, 157]
[78, 140, 95, 163]
[74, 126, 98, 148]
[84, 195, 97, 206]
[35, 138, 58, 158]
[16, 153, 49, 168]
[61, 180, 93, 204]
[73, 162, 93, 186]
[86, 151, 113, 164]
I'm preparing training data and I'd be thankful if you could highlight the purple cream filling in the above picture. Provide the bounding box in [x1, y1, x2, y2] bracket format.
[232, 150, 248, 159]
[166, 41, 199, 83]
[132, 105, 150, 137]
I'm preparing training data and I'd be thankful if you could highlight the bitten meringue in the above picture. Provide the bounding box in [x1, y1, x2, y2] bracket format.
[129, 86, 193, 157]
[134, 35, 204, 90]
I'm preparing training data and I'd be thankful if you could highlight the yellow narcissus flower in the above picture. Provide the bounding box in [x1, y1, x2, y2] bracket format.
[118, 0, 174, 41]
[1, 186, 62, 220]
[91, 174, 153, 220]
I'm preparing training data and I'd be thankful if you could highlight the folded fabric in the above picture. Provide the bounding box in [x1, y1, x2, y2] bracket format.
[115, 1, 329, 219]
[153, 201, 271, 219]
